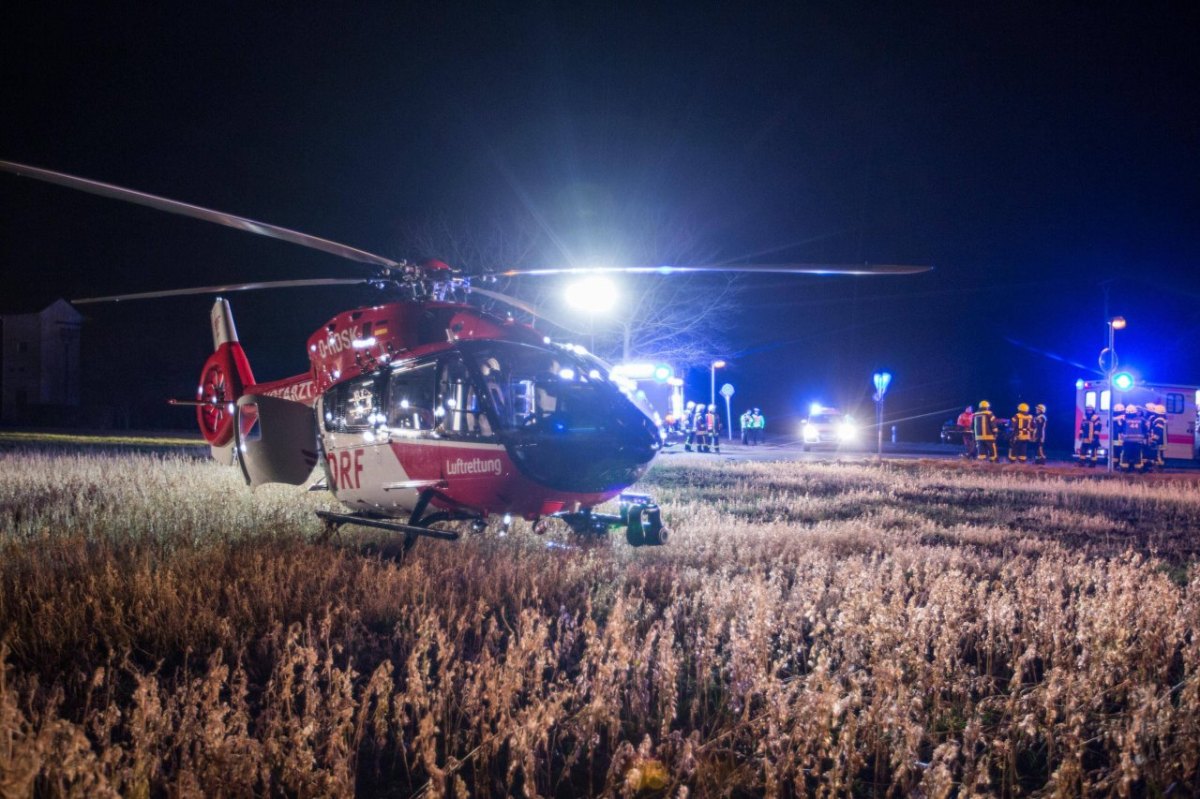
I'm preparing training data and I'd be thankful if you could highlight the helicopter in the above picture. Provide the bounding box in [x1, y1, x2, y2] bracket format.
[0, 160, 930, 551]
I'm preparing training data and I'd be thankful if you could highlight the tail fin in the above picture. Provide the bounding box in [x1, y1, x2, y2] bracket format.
[197, 298, 255, 461]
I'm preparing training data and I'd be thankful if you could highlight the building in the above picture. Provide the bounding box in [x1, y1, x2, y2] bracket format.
[0, 298, 83, 424]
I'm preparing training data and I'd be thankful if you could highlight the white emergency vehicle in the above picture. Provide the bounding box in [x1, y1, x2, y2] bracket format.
[1074, 379, 1200, 461]
[610, 363, 685, 443]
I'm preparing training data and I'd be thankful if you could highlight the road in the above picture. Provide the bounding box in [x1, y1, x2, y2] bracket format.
[662, 439, 982, 463]
[659, 438, 1199, 472]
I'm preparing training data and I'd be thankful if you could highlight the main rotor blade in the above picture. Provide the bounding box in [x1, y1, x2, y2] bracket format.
[0, 160, 403, 270]
[73, 278, 371, 304]
[498, 263, 932, 277]
[468, 286, 588, 335]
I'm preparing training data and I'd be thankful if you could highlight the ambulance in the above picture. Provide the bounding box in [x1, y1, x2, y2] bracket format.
[1073, 379, 1200, 461]
[610, 363, 685, 444]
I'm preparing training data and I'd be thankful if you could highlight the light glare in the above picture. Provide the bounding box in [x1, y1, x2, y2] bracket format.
[564, 275, 618, 313]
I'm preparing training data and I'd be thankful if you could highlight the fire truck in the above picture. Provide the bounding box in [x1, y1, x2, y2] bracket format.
[1073, 379, 1200, 461]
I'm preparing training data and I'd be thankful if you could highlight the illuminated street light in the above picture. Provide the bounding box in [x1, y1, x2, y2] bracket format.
[565, 275, 618, 351]
[710, 359, 726, 407]
[564, 275, 618, 313]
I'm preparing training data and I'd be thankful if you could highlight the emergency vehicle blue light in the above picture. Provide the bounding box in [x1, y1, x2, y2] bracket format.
[653, 365, 671, 382]
[1075, 379, 1085, 390]
[1113, 372, 1134, 391]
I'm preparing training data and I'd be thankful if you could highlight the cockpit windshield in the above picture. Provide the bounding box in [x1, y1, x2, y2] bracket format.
[461, 341, 653, 435]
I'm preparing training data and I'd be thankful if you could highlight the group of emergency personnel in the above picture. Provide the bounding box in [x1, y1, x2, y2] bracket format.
[673, 400, 724, 453]
[958, 401, 1048, 464]
[1077, 402, 1167, 472]
[738, 408, 766, 445]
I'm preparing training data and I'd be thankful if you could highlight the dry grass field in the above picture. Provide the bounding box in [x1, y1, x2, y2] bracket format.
[2, 449, 1199, 797]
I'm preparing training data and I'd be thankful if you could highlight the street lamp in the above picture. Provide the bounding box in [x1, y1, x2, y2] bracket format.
[710, 360, 726, 407]
[1102, 316, 1126, 473]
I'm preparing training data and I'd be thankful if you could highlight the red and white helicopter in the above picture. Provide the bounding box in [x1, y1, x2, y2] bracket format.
[0, 160, 929, 550]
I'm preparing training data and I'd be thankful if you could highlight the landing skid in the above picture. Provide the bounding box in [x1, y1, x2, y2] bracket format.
[316, 492, 668, 549]
[316, 489, 480, 553]
[315, 510, 462, 541]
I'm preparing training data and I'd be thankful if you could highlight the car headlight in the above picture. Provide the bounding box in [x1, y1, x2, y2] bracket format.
[838, 421, 858, 441]
[803, 424, 820, 443]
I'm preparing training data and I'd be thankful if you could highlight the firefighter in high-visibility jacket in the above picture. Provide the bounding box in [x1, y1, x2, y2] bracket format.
[1149, 402, 1167, 470]
[1077, 405, 1102, 467]
[706, 404, 722, 454]
[693, 404, 709, 452]
[1032, 404, 1048, 465]
[1008, 403, 1033, 463]
[1111, 403, 1126, 468]
[682, 401, 697, 451]
[972, 400, 998, 462]
[1120, 404, 1146, 472]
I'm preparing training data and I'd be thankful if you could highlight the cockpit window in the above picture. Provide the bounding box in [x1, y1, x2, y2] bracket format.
[323, 374, 381, 432]
[462, 341, 649, 434]
[388, 362, 437, 431]
[437, 354, 493, 438]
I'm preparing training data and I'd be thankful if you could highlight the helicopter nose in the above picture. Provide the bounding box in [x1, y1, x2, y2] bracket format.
[506, 419, 660, 494]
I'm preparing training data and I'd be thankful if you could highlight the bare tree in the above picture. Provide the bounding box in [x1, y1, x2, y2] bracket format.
[395, 204, 743, 368]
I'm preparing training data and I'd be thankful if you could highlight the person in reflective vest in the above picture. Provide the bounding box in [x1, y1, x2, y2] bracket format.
[693, 404, 709, 452]
[972, 400, 998, 462]
[739, 409, 752, 445]
[750, 408, 765, 444]
[1111, 403, 1126, 468]
[956, 405, 975, 458]
[1119, 405, 1146, 472]
[682, 401, 696, 452]
[1008, 403, 1033, 463]
[1032, 404, 1048, 465]
[1077, 405, 1101, 467]
[1149, 402, 1167, 471]
[705, 403, 721, 454]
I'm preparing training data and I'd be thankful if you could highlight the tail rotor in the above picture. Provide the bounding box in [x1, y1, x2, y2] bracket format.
[194, 299, 255, 461]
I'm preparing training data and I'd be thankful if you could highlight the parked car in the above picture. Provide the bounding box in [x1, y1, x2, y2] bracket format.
[800, 407, 861, 451]
[940, 418, 968, 445]
[940, 417, 1013, 447]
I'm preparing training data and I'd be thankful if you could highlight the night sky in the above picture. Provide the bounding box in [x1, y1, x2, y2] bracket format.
[2, 3, 1198, 445]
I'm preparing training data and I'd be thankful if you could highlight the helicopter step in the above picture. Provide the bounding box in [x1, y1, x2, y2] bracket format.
[551, 492, 669, 546]
[315, 510, 461, 541]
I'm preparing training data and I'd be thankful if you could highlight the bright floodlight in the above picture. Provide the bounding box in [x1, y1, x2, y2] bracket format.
[712, 360, 726, 368]
[1111, 316, 1127, 330]
[1113, 372, 1134, 391]
[565, 275, 618, 313]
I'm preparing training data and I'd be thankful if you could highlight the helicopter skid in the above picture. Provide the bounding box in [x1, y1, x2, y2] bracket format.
[315, 509, 461, 541]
